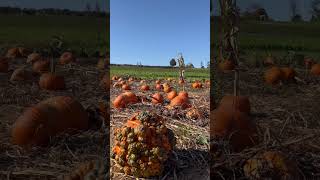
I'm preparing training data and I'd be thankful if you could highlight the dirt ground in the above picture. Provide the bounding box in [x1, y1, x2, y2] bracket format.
[0, 58, 108, 179]
[110, 80, 210, 180]
[211, 65, 320, 178]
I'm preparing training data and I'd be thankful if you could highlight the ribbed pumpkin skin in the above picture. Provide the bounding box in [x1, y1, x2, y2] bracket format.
[39, 73, 65, 90]
[219, 95, 250, 114]
[32, 60, 49, 74]
[264, 66, 283, 85]
[311, 64, 320, 75]
[11, 96, 89, 146]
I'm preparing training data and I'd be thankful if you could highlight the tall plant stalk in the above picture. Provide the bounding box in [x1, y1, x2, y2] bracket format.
[219, 0, 240, 96]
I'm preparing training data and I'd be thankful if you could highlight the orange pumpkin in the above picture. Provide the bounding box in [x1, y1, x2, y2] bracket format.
[264, 66, 283, 85]
[192, 82, 202, 89]
[155, 84, 163, 91]
[311, 63, 320, 75]
[152, 93, 163, 104]
[27, 53, 42, 64]
[218, 59, 235, 72]
[167, 90, 178, 100]
[0, 57, 9, 72]
[219, 95, 250, 114]
[113, 92, 138, 109]
[280, 67, 295, 81]
[11, 96, 89, 146]
[59, 52, 76, 65]
[123, 91, 138, 103]
[39, 73, 65, 90]
[211, 107, 258, 152]
[5, 47, 20, 59]
[140, 85, 150, 91]
[122, 84, 131, 90]
[169, 95, 191, 109]
[178, 91, 188, 98]
[32, 59, 49, 74]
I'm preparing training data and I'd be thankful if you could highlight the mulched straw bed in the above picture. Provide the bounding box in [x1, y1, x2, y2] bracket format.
[0, 58, 109, 179]
[211, 66, 320, 179]
[110, 80, 210, 179]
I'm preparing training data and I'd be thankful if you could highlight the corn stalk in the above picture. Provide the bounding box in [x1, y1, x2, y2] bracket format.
[177, 53, 186, 91]
[219, 0, 240, 96]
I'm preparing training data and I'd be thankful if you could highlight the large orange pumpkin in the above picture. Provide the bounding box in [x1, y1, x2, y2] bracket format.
[264, 66, 283, 85]
[167, 90, 178, 100]
[11, 96, 89, 146]
[169, 95, 191, 109]
[39, 73, 65, 90]
[219, 95, 250, 114]
[113, 92, 138, 109]
[211, 107, 258, 152]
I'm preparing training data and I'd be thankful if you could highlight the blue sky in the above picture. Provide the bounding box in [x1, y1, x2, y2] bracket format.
[111, 0, 210, 67]
[0, 0, 109, 12]
[212, 0, 311, 21]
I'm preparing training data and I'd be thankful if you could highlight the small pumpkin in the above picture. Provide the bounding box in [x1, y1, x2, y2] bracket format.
[311, 63, 320, 75]
[218, 59, 235, 72]
[122, 84, 131, 90]
[186, 108, 202, 120]
[39, 73, 65, 90]
[155, 84, 163, 91]
[167, 90, 178, 100]
[32, 59, 50, 74]
[152, 93, 163, 104]
[192, 82, 202, 89]
[59, 52, 76, 65]
[140, 85, 150, 91]
[5, 47, 20, 59]
[264, 66, 283, 85]
[178, 91, 188, 98]
[163, 85, 172, 93]
[11, 96, 89, 146]
[27, 53, 42, 64]
[0, 57, 9, 73]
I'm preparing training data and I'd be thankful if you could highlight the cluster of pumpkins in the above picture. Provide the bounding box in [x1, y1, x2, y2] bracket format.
[0, 47, 81, 91]
[111, 76, 193, 110]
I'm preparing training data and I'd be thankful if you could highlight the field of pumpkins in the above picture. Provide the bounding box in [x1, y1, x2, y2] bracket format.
[211, 54, 320, 179]
[110, 75, 210, 179]
[0, 47, 109, 179]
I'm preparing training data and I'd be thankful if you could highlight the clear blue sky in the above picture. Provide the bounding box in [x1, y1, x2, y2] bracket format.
[111, 0, 210, 67]
[212, 0, 311, 21]
[0, 0, 109, 12]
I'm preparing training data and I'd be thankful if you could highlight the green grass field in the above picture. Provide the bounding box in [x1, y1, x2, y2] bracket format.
[211, 17, 320, 59]
[0, 14, 108, 56]
[111, 65, 210, 80]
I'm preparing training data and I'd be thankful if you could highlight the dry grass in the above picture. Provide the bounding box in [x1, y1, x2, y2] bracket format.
[211, 62, 320, 179]
[0, 58, 109, 179]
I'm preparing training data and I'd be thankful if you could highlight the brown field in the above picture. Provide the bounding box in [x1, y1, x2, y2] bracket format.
[0, 58, 108, 179]
[110, 76, 210, 179]
[211, 60, 320, 179]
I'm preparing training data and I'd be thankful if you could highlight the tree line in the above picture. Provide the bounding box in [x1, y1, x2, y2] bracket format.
[0, 6, 108, 17]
